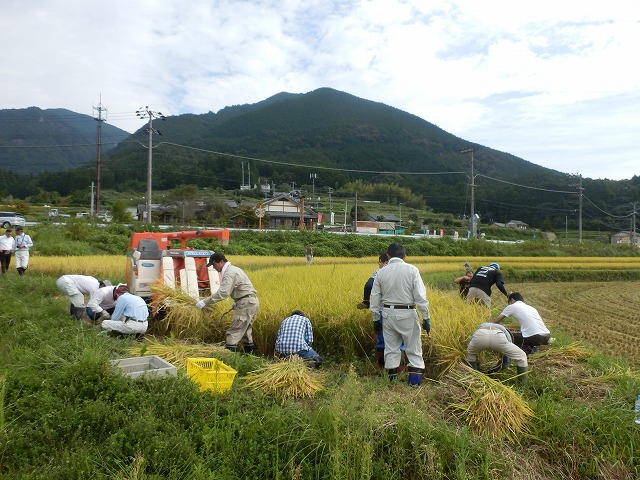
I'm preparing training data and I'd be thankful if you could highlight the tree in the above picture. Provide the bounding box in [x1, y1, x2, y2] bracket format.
[166, 185, 201, 224]
[110, 200, 132, 223]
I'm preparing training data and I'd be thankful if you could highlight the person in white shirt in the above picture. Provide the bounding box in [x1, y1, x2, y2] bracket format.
[369, 242, 431, 386]
[492, 292, 551, 355]
[0, 229, 15, 274]
[14, 226, 33, 275]
[55, 275, 111, 321]
[86, 285, 117, 322]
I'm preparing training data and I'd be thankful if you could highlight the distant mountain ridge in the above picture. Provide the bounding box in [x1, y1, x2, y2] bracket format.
[1, 89, 638, 230]
[0, 107, 129, 175]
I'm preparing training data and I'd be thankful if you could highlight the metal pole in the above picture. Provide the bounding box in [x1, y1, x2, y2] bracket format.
[461, 149, 475, 238]
[146, 115, 153, 224]
[578, 175, 583, 243]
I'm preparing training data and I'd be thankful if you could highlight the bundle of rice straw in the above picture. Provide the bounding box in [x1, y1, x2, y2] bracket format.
[447, 363, 534, 441]
[126, 336, 230, 369]
[243, 356, 324, 400]
[150, 283, 228, 339]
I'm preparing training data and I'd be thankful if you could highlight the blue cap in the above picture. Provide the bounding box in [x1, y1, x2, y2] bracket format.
[489, 262, 500, 269]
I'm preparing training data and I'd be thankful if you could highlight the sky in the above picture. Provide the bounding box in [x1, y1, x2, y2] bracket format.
[2, 0, 640, 181]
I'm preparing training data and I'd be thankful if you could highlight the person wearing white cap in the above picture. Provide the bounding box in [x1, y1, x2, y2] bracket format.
[466, 262, 508, 309]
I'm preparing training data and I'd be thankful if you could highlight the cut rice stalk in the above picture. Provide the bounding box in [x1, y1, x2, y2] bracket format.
[243, 356, 324, 399]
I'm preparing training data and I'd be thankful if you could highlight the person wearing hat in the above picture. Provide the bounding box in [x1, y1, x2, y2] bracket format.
[195, 252, 259, 353]
[99, 284, 149, 336]
[14, 226, 33, 275]
[492, 292, 551, 355]
[0, 228, 15, 274]
[275, 310, 323, 367]
[466, 262, 508, 309]
[55, 275, 110, 320]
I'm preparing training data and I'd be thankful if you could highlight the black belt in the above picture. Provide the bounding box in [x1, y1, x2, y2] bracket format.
[124, 316, 147, 323]
[383, 304, 415, 310]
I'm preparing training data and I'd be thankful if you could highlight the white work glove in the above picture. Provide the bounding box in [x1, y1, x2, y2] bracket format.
[231, 301, 237, 309]
[100, 311, 111, 320]
[195, 300, 206, 310]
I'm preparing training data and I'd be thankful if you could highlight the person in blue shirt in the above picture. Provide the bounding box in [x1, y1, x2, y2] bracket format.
[100, 284, 149, 337]
[275, 310, 323, 367]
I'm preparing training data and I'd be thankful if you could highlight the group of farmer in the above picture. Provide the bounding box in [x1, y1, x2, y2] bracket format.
[359, 243, 551, 386]
[54, 238, 550, 386]
[56, 275, 150, 337]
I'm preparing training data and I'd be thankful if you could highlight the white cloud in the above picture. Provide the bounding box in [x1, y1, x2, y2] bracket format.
[1, 0, 640, 180]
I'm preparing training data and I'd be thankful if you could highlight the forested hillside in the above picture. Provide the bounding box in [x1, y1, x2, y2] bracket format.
[0, 107, 129, 175]
[1, 89, 639, 231]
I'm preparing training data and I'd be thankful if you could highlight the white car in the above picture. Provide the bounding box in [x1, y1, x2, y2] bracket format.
[0, 212, 26, 229]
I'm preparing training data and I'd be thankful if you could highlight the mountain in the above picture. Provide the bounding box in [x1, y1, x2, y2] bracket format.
[2, 89, 639, 230]
[0, 107, 129, 175]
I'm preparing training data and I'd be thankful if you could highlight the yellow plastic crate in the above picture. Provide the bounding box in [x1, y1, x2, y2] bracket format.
[186, 357, 237, 394]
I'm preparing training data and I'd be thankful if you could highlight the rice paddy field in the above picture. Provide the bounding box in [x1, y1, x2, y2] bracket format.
[2, 254, 639, 479]
[27, 254, 640, 366]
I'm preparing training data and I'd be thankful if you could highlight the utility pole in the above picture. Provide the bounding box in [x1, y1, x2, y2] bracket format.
[310, 173, 317, 199]
[631, 202, 638, 247]
[89, 182, 95, 216]
[354, 192, 358, 231]
[136, 106, 165, 224]
[461, 148, 476, 238]
[577, 175, 584, 243]
[93, 97, 106, 215]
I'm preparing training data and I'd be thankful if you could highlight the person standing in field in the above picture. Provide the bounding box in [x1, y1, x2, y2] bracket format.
[492, 292, 551, 355]
[369, 242, 431, 386]
[196, 252, 260, 353]
[14, 226, 33, 275]
[362, 253, 406, 370]
[0, 228, 15, 274]
[305, 244, 313, 265]
[466, 262, 508, 308]
[453, 262, 474, 299]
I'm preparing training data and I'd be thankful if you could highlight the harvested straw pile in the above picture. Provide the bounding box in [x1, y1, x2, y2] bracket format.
[126, 336, 230, 369]
[243, 357, 324, 400]
[150, 284, 229, 339]
[446, 363, 534, 441]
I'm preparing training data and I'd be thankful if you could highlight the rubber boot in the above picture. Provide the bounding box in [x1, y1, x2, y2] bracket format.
[387, 367, 398, 382]
[375, 347, 385, 369]
[243, 343, 255, 354]
[73, 306, 84, 322]
[407, 366, 423, 387]
[225, 344, 238, 352]
[17, 267, 25, 276]
[516, 366, 528, 386]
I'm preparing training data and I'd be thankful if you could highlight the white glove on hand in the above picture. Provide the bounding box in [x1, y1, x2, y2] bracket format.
[195, 300, 206, 310]
[231, 301, 237, 309]
[100, 311, 111, 320]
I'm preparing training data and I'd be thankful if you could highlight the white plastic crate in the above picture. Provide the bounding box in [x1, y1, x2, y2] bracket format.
[110, 355, 177, 379]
